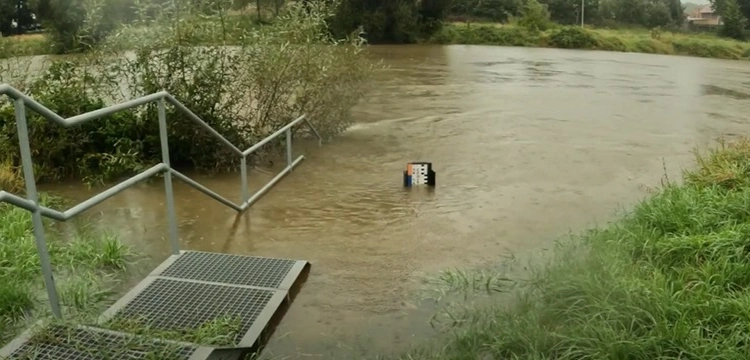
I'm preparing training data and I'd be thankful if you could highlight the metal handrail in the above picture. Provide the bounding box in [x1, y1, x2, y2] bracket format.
[0, 83, 323, 319]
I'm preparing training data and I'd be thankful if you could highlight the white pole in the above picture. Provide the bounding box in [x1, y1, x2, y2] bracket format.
[581, 0, 585, 27]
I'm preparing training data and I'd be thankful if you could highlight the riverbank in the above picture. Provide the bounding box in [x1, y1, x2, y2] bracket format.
[0, 34, 49, 59]
[0, 2, 373, 187]
[429, 23, 750, 60]
[389, 137, 750, 359]
[0, 192, 133, 344]
[6, 21, 749, 62]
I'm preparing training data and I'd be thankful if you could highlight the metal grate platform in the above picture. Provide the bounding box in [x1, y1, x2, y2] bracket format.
[106, 278, 278, 345]
[154, 251, 300, 289]
[0, 323, 249, 360]
[1, 251, 311, 359]
[100, 251, 310, 348]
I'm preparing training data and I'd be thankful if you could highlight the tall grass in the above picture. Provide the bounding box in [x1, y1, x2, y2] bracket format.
[431, 23, 750, 60]
[0, 34, 51, 59]
[0, 192, 133, 344]
[390, 137, 750, 359]
[0, 157, 23, 193]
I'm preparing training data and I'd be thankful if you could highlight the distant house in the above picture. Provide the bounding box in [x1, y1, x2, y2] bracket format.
[686, 5, 722, 27]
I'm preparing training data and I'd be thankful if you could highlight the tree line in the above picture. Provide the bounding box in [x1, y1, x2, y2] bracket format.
[449, 0, 684, 28]
[329, 0, 750, 42]
[2, 0, 749, 47]
[0, 0, 283, 42]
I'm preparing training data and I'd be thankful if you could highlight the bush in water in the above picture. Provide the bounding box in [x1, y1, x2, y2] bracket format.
[0, 0, 375, 185]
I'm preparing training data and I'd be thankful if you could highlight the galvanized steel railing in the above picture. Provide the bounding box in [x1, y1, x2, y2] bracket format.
[0, 83, 323, 319]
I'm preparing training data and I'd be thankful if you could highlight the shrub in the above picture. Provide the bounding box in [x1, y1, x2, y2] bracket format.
[593, 33, 628, 52]
[0, 197, 133, 343]
[447, 25, 537, 46]
[630, 38, 672, 54]
[0, 60, 148, 183]
[547, 26, 597, 49]
[44, 0, 125, 53]
[685, 137, 750, 190]
[0, 0, 375, 185]
[671, 38, 744, 59]
[516, 0, 552, 32]
[429, 25, 462, 44]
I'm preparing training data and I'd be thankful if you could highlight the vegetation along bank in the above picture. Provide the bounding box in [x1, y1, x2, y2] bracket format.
[0, 0, 375, 347]
[385, 139, 750, 359]
[6, 0, 750, 61]
[430, 23, 750, 60]
[0, 194, 132, 344]
[1, 1, 375, 186]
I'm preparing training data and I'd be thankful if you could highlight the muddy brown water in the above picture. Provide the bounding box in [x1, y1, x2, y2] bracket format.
[33, 45, 750, 358]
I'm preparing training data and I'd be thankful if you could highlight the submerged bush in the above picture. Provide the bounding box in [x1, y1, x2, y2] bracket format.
[0, 0, 374, 185]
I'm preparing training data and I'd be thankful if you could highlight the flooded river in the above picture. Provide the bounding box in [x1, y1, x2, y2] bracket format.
[40, 45, 750, 358]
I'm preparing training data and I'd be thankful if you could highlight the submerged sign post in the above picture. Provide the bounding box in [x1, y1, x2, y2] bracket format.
[403, 162, 436, 188]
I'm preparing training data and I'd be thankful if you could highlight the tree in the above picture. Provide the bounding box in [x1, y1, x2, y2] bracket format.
[331, 0, 451, 43]
[645, 0, 672, 27]
[419, 0, 452, 34]
[711, 0, 750, 26]
[0, 0, 36, 36]
[518, 0, 552, 30]
[719, 0, 747, 39]
[541, 0, 601, 24]
[0, 0, 18, 36]
[448, 0, 524, 22]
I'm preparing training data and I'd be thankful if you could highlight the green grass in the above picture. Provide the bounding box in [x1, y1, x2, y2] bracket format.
[104, 315, 243, 346]
[388, 137, 750, 359]
[0, 194, 133, 344]
[0, 33, 51, 59]
[0, 194, 256, 357]
[430, 23, 750, 60]
[11, 317, 248, 359]
[8, 315, 252, 359]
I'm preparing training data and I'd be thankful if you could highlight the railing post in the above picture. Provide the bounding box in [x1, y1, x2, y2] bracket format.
[158, 98, 180, 255]
[240, 156, 249, 202]
[14, 99, 62, 318]
[285, 128, 293, 169]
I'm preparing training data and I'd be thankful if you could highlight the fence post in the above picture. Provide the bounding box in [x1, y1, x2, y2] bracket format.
[286, 128, 293, 169]
[14, 99, 62, 318]
[158, 98, 180, 255]
[240, 156, 249, 203]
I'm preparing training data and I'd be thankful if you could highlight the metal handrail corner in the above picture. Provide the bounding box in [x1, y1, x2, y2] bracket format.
[0, 82, 324, 320]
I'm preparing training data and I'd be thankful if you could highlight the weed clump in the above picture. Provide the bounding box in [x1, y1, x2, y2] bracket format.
[104, 315, 243, 346]
[392, 137, 750, 359]
[547, 26, 597, 49]
[0, 197, 133, 344]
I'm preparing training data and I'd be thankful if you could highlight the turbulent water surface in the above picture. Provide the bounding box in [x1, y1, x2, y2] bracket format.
[31, 45, 750, 358]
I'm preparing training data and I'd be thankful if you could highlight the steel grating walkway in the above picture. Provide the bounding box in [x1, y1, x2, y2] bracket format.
[0, 251, 310, 360]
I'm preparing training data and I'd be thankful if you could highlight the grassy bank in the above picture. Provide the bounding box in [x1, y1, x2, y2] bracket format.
[431, 23, 750, 60]
[0, 189, 133, 344]
[392, 138, 750, 359]
[0, 34, 50, 59]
